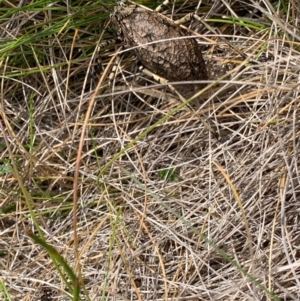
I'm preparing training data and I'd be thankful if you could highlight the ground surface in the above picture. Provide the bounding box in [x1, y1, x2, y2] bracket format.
[0, 0, 300, 300]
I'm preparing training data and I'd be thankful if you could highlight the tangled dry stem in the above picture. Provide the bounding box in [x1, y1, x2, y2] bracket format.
[0, 0, 300, 300]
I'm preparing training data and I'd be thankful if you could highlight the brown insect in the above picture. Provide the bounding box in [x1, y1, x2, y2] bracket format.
[103, 0, 208, 97]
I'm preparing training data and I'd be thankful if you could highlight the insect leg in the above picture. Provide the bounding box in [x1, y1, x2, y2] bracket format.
[92, 39, 118, 79]
[108, 55, 122, 83]
[154, 0, 170, 12]
[97, 39, 118, 52]
[174, 13, 196, 25]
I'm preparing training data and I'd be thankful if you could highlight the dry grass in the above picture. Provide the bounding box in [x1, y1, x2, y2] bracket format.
[1, 0, 300, 300]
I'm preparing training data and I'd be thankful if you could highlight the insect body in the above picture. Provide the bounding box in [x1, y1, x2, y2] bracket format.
[109, 1, 208, 97]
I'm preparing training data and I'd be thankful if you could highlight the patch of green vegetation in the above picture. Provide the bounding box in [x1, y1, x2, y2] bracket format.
[0, 280, 12, 301]
[0, 161, 11, 176]
[157, 168, 177, 181]
[0, 202, 16, 215]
